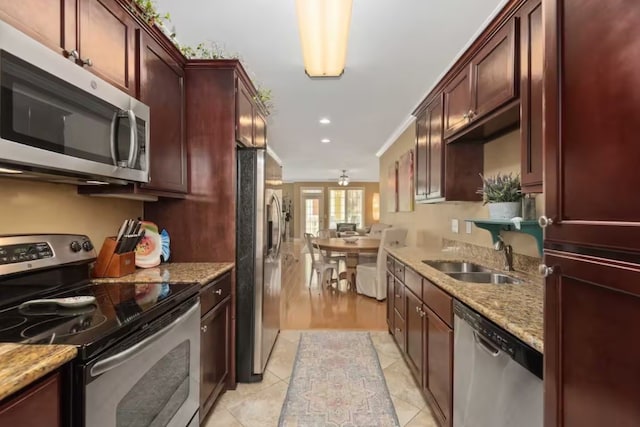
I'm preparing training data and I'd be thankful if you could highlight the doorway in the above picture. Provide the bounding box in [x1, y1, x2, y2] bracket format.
[300, 187, 324, 237]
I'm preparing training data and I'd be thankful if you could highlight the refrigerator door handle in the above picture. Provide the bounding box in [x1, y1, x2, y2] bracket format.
[273, 194, 283, 258]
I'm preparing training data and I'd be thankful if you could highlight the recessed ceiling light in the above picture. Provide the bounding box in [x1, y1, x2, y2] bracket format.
[319, 118, 331, 124]
[321, 138, 331, 143]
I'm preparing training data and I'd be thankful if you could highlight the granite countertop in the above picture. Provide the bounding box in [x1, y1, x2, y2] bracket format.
[0, 344, 77, 401]
[387, 246, 543, 353]
[94, 262, 234, 286]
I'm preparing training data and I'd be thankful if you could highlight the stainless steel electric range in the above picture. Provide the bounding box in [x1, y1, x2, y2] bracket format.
[0, 234, 201, 427]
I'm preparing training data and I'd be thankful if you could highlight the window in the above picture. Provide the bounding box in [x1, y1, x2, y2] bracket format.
[329, 188, 364, 229]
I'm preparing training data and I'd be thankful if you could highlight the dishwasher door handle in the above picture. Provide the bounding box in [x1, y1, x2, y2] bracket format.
[473, 331, 501, 357]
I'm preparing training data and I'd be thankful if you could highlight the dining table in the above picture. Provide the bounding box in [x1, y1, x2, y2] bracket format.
[313, 237, 380, 290]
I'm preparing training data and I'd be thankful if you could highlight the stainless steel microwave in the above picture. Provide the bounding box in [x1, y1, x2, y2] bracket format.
[0, 21, 149, 184]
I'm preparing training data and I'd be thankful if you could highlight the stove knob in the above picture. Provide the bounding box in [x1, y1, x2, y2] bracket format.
[70, 241, 82, 252]
[82, 241, 94, 251]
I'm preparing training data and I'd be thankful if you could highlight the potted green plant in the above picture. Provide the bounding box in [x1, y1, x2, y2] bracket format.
[477, 173, 523, 219]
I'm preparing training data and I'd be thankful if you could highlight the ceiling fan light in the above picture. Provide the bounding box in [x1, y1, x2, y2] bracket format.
[296, 0, 353, 77]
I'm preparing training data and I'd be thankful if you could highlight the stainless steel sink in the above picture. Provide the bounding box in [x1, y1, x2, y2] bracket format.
[446, 272, 522, 285]
[422, 260, 494, 273]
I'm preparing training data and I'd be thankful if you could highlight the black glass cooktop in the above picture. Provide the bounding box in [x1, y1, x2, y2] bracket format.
[0, 281, 199, 360]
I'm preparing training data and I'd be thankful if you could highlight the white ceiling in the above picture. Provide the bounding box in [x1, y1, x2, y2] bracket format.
[157, 0, 506, 182]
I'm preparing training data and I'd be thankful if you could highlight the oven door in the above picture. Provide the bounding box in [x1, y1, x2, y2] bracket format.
[84, 298, 200, 427]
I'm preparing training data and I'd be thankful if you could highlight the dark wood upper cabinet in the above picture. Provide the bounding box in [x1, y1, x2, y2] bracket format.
[544, 251, 640, 427]
[520, 0, 543, 193]
[415, 110, 429, 200]
[0, 372, 61, 426]
[544, 0, 640, 253]
[470, 19, 518, 119]
[0, 0, 76, 54]
[424, 306, 453, 427]
[137, 30, 187, 193]
[78, 0, 137, 95]
[405, 289, 423, 380]
[236, 79, 254, 147]
[254, 112, 267, 148]
[427, 97, 444, 198]
[443, 67, 472, 137]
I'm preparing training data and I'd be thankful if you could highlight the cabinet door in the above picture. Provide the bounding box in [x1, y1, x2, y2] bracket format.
[138, 30, 187, 193]
[470, 19, 518, 119]
[443, 66, 472, 137]
[393, 310, 406, 353]
[544, 251, 640, 427]
[236, 79, 254, 147]
[78, 0, 136, 94]
[386, 272, 394, 331]
[424, 306, 453, 427]
[414, 110, 428, 200]
[544, 0, 640, 253]
[405, 290, 423, 380]
[0, 372, 61, 426]
[254, 112, 267, 148]
[520, 0, 543, 193]
[0, 0, 76, 54]
[427, 96, 444, 199]
[200, 298, 231, 416]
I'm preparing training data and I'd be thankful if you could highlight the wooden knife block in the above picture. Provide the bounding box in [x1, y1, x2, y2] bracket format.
[93, 237, 136, 278]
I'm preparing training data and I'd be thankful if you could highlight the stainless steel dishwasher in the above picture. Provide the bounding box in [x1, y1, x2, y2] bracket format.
[453, 300, 543, 427]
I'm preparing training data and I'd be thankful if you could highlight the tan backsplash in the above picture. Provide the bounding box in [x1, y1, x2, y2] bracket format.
[380, 123, 543, 259]
[0, 178, 143, 246]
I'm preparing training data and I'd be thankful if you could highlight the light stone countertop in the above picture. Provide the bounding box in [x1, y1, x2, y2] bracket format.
[386, 246, 544, 353]
[0, 344, 77, 401]
[93, 262, 234, 286]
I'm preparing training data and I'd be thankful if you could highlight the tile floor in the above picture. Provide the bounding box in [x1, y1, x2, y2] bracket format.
[202, 330, 439, 427]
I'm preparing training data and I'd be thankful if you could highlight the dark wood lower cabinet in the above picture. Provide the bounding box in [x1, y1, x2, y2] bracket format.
[405, 290, 423, 379]
[544, 251, 640, 427]
[0, 372, 61, 427]
[386, 272, 394, 331]
[200, 294, 231, 420]
[423, 307, 453, 427]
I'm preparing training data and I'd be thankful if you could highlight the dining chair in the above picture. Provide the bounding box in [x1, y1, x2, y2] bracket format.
[317, 229, 346, 268]
[303, 233, 338, 291]
[355, 228, 408, 300]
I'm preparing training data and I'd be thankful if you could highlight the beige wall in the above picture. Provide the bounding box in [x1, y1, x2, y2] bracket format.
[380, 124, 543, 258]
[0, 178, 143, 246]
[284, 181, 380, 238]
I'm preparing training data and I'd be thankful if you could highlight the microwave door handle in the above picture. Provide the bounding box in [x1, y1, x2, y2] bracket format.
[90, 301, 199, 378]
[110, 111, 119, 166]
[126, 109, 138, 169]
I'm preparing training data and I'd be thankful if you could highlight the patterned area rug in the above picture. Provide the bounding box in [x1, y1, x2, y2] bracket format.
[279, 331, 400, 427]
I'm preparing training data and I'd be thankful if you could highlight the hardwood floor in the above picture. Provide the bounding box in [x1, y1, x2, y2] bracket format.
[280, 240, 387, 330]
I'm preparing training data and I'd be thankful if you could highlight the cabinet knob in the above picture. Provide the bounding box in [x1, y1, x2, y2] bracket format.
[468, 109, 476, 118]
[463, 113, 469, 119]
[418, 309, 426, 318]
[395, 327, 401, 333]
[395, 294, 400, 298]
[63, 49, 79, 60]
[214, 288, 223, 295]
[201, 325, 208, 333]
[538, 264, 556, 277]
[81, 58, 93, 67]
[538, 216, 554, 228]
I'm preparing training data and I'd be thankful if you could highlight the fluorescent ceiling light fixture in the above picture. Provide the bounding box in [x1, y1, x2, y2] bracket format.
[296, 0, 353, 77]
[321, 138, 331, 143]
[319, 118, 331, 124]
[0, 167, 22, 174]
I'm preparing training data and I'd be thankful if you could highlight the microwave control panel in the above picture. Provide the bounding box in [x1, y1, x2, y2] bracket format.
[0, 242, 53, 264]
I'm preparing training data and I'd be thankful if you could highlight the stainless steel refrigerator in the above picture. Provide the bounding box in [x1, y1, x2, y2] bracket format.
[236, 147, 282, 382]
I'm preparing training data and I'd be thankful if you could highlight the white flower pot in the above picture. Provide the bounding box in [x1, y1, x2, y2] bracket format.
[488, 202, 522, 220]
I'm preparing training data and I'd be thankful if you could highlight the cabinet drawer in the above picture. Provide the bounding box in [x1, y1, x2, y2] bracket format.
[394, 262, 405, 282]
[386, 256, 395, 273]
[0, 372, 60, 426]
[423, 279, 453, 327]
[201, 272, 232, 315]
[393, 310, 406, 352]
[394, 281, 405, 318]
[404, 268, 423, 298]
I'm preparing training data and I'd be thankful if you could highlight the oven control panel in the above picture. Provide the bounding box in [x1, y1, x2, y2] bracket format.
[0, 242, 53, 265]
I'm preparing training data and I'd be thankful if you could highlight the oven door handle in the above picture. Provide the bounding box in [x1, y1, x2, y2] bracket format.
[90, 301, 199, 378]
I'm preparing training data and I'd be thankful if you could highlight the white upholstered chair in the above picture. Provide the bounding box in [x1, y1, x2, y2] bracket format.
[367, 223, 392, 238]
[303, 233, 338, 290]
[355, 228, 408, 300]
